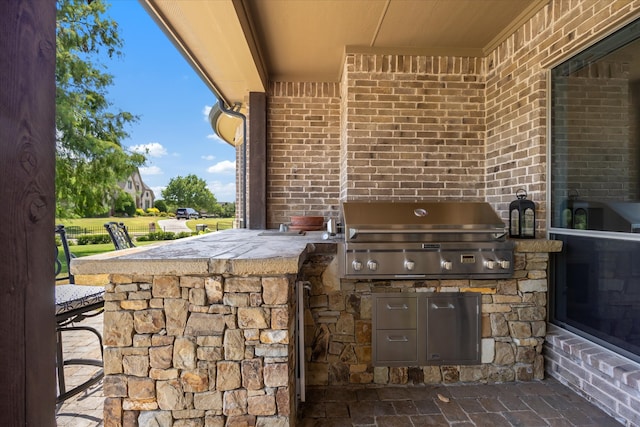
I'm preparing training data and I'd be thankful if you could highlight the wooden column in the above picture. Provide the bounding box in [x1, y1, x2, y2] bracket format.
[248, 92, 267, 229]
[0, 1, 57, 425]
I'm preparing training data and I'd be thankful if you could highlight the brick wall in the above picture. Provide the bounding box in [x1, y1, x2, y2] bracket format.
[545, 326, 640, 426]
[485, 0, 640, 228]
[266, 82, 341, 229]
[340, 54, 486, 201]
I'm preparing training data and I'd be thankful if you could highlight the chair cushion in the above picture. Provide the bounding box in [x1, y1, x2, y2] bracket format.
[55, 284, 105, 316]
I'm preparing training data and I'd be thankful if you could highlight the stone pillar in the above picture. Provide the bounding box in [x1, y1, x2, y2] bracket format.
[102, 273, 296, 426]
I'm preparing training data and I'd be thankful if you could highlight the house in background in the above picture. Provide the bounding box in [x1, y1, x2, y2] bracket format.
[120, 168, 155, 210]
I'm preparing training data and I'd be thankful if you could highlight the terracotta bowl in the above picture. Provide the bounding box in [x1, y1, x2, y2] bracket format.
[290, 216, 324, 226]
[289, 224, 324, 231]
[290, 216, 324, 231]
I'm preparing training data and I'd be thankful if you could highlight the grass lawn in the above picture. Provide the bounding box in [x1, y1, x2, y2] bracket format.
[68, 241, 158, 257]
[56, 240, 160, 278]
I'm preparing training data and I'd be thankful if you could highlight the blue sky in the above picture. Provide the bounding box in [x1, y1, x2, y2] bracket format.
[105, 1, 237, 202]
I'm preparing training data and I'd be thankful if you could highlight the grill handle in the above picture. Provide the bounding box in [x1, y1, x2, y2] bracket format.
[430, 303, 455, 310]
[351, 228, 506, 234]
[385, 303, 408, 310]
[386, 335, 409, 342]
[349, 228, 507, 239]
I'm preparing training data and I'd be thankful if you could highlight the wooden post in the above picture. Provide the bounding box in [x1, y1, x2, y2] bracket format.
[248, 92, 267, 229]
[0, 1, 57, 425]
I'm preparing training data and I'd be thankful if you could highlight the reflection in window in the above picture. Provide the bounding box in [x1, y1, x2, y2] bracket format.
[551, 19, 640, 233]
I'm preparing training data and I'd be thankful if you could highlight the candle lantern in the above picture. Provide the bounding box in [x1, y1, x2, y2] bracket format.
[509, 188, 536, 238]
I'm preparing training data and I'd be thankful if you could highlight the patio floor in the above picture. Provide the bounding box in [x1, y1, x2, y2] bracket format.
[56, 312, 104, 427]
[56, 313, 622, 426]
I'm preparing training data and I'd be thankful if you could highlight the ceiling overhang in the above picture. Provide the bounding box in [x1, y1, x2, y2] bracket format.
[140, 0, 550, 144]
[140, 0, 268, 107]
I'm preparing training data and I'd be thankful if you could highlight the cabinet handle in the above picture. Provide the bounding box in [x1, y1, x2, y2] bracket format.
[386, 335, 409, 342]
[430, 303, 455, 309]
[386, 304, 408, 310]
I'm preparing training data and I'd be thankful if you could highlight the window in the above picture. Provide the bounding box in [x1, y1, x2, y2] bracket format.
[550, 18, 640, 362]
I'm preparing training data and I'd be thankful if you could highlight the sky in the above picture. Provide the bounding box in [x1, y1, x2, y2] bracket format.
[104, 1, 237, 202]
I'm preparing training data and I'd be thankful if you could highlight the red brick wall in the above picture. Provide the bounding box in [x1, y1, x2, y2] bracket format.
[340, 55, 486, 201]
[485, 0, 640, 228]
[267, 82, 341, 229]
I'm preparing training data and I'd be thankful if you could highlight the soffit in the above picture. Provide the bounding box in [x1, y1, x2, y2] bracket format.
[142, 0, 548, 105]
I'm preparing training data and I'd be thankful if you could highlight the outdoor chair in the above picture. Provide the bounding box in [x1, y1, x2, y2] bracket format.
[55, 224, 104, 403]
[104, 221, 136, 250]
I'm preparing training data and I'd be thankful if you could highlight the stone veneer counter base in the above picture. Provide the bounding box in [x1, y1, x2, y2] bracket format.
[72, 229, 336, 427]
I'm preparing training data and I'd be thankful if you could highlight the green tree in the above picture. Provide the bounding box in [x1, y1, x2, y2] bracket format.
[113, 191, 136, 217]
[56, 0, 145, 217]
[162, 175, 217, 213]
[154, 199, 168, 213]
[220, 202, 236, 218]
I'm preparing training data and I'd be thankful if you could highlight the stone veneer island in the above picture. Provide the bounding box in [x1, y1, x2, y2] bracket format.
[71, 229, 561, 427]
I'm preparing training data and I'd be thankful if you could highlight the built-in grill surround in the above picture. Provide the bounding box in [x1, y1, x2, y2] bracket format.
[340, 201, 515, 279]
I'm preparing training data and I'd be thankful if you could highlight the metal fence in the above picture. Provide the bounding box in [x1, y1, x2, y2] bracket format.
[62, 221, 234, 238]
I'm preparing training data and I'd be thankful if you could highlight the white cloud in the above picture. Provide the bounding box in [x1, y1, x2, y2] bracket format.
[150, 186, 166, 198]
[207, 160, 236, 174]
[203, 105, 212, 121]
[130, 142, 168, 158]
[208, 180, 236, 202]
[139, 165, 163, 176]
[202, 154, 216, 161]
[207, 133, 229, 144]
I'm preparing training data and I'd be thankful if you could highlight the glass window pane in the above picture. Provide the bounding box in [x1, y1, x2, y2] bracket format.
[551, 234, 640, 362]
[550, 20, 640, 233]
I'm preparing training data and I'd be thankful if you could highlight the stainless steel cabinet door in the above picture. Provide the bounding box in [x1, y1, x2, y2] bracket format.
[425, 293, 480, 364]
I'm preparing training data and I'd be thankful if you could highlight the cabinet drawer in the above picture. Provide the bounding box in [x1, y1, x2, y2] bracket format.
[375, 296, 417, 329]
[375, 329, 417, 364]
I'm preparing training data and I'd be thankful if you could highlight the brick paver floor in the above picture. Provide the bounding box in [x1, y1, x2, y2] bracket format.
[56, 312, 622, 426]
[298, 380, 622, 426]
[56, 312, 104, 427]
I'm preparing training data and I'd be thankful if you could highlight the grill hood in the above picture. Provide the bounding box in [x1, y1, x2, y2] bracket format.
[342, 201, 508, 243]
[340, 201, 514, 279]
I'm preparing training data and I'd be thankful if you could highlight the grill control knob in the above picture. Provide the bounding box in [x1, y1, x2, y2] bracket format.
[484, 260, 497, 270]
[352, 260, 363, 271]
[441, 260, 453, 271]
[367, 260, 378, 271]
[499, 259, 510, 269]
[404, 260, 415, 271]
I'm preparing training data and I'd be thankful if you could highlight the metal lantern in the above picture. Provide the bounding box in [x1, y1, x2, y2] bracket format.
[509, 188, 536, 238]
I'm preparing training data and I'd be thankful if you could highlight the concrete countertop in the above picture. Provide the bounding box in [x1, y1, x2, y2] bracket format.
[71, 229, 338, 277]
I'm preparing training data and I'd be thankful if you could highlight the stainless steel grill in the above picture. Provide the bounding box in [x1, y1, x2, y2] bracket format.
[339, 201, 514, 279]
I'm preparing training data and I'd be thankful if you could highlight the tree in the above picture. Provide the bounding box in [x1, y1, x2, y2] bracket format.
[220, 202, 236, 218]
[154, 199, 168, 213]
[113, 190, 136, 217]
[56, 0, 145, 217]
[162, 175, 217, 213]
